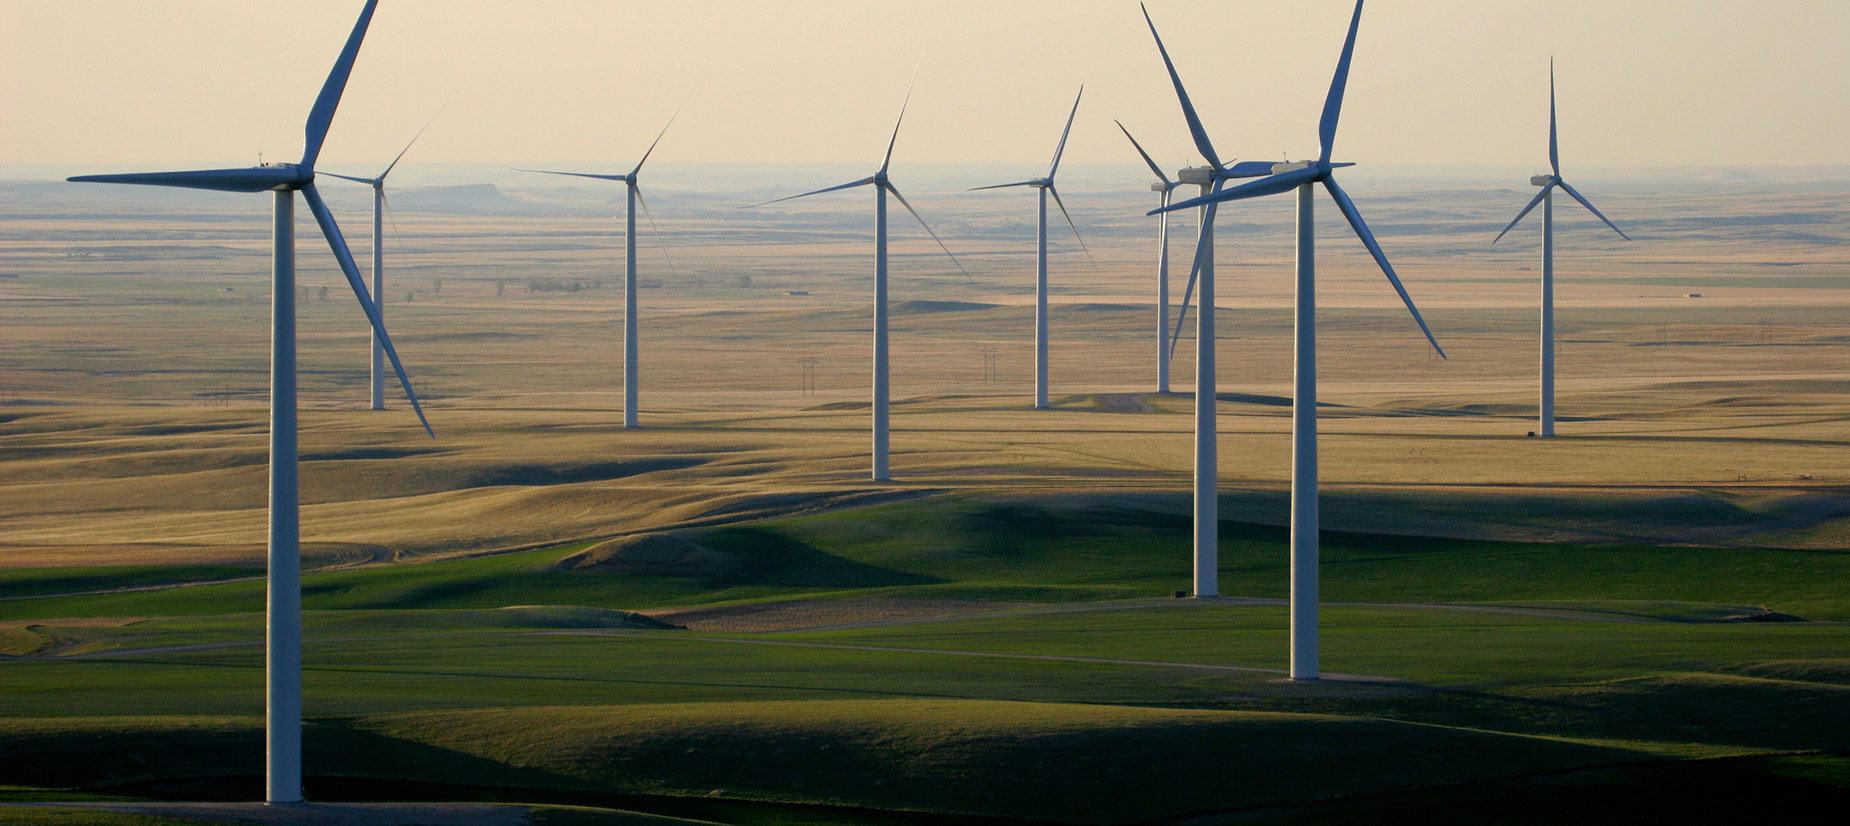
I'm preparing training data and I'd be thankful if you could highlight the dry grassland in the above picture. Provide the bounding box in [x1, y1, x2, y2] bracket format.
[2, 173, 1845, 568]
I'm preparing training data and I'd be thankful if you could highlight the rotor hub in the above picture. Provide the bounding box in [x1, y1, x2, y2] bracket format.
[267, 163, 313, 191]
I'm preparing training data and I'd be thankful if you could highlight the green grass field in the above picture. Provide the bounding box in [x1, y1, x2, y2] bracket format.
[3, 492, 1848, 824]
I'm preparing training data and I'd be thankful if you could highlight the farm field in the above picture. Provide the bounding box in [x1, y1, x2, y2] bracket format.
[2, 168, 1847, 823]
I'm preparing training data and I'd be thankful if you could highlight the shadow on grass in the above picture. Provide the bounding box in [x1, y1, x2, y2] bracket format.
[1181, 752, 1850, 826]
[695, 528, 946, 590]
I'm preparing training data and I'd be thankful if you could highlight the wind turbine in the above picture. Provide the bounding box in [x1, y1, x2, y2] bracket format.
[1117, 121, 1184, 395]
[1493, 61, 1630, 438]
[1159, 0, 1445, 681]
[516, 91, 692, 429]
[1140, 3, 1279, 600]
[747, 75, 969, 481]
[323, 104, 445, 411]
[65, 0, 429, 803]
[970, 87, 1095, 410]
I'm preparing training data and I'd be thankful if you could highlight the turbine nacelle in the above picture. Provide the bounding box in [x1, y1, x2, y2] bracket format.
[1176, 166, 1216, 186]
[1178, 162, 1280, 188]
[1531, 174, 1556, 187]
[1270, 160, 1355, 177]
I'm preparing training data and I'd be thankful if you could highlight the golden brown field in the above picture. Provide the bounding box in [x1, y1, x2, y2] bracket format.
[3, 169, 1847, 569]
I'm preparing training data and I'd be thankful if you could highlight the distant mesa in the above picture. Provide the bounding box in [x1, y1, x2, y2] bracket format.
[389, 183, 528, 214]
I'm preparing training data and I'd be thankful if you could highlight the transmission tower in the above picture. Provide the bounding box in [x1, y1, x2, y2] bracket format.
[798, 356, 818, 396]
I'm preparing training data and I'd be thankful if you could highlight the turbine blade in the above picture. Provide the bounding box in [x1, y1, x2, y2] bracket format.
[885, 183, 973, 283]
[632, 84, 698, 177]
[1169, 197, 1218, 361]
[744, 176, 877, 208]
[301, 183, 436, 436]
[1319, 0, 1366, 164]
[1557, 179, 1630, 240]
[634, 186, 678, 279]
[380, 189, 406, 250]
[514, 168, 632, 182]
[1048, 186, 1098, 272]
[66, 167, 302, 193]
[1140, 3, 1221, 170]
[1491, 181, 1554, 245]
[1224, 160, 1283, 178]
[302, 0, 381, 167]
[1549, 59, 1560, 177]
[380, 102, 447, 182]
[1047, 86, 1083, 179]
[319, 171, 377, 185]
[1115, 120, 1172, 184]
[967, 180, 1039, 191]
[1323, 176, 1444, 358]
[1156, 166, 1320, 214]
[881, 64, 921, 175]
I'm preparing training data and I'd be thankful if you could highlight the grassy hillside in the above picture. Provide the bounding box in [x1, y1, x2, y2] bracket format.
[6, 492, 1847, 622]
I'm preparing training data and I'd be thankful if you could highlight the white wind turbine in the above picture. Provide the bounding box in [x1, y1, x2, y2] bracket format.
[322, 104, 445, 411]
[66, 0, 429, 802]
[1140, 3, 1279, 599]
[971, 87, 1096, 409]
[1493, 61, 1630, 438]
[748, 76, 970, 481]
[1116, 121, 1185, 395]
[1159, 0, 1445, 680]
[517, 92, 692, 429]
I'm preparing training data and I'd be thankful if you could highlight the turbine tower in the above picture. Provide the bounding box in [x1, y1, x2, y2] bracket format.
[1117, 121, 1184, 395]
[1493, 61, 1630, 437]
[748, 75, 969, 481]
[1140, 3, 1278, 600]
[971, 87, 1096, 410]
[65, 0, 430, 803]
[323, 104, 445, 411]
[1160, 0, 1444, 681]
[518, 91, 691, 429]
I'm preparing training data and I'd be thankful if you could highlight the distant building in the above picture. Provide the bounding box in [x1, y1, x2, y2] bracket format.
[785, 290, 809, 296]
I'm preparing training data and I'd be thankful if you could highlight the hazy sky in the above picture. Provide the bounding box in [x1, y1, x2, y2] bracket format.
[3, 1, 1846, 172]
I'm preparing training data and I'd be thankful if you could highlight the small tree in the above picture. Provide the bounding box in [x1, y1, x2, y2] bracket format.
[433, 279, 443, 293]
[496, 280, 505, 297]
[405, 292, 414, 304]
[318, 286, 328, 302]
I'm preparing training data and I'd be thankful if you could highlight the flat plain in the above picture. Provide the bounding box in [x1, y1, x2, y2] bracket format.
[1, 165, 1846, 824]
